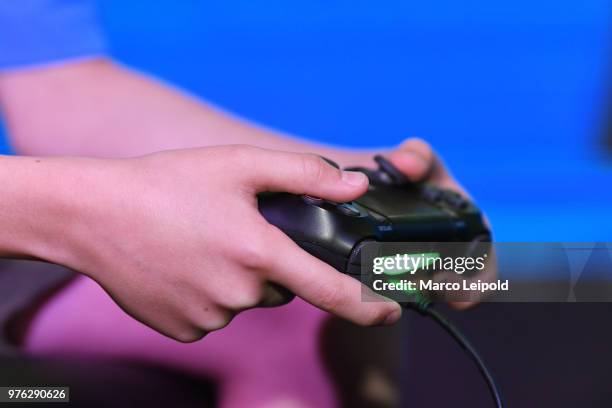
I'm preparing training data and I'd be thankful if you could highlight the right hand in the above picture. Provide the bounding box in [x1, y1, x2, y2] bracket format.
[37, 145, 401, 342]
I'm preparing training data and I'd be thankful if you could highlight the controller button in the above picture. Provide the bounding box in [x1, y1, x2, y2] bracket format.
[303, 195, 324, 205]
[373, 155, 410, 186]
[443, 192, 469, 210]
[337, 203, 361, 217]
[422, 187, 443, 203]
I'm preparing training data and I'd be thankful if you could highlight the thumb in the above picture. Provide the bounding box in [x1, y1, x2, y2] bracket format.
[246, 147, 368, 202]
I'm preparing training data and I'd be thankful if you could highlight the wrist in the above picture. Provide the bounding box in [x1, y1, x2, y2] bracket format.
[0, 155, 96, 266]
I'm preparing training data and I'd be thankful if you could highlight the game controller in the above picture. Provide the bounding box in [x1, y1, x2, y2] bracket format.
[258, 156, 502, 407]
[258, 155, 491, 279]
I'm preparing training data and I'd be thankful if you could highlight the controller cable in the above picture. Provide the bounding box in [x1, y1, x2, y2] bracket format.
[410, 300, 504, 408]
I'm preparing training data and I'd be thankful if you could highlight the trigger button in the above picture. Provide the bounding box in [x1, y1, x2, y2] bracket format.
[373, 155, 410, 186]
[303, 195, 324, 205]
[422, 186, 443, 203]
[441, 191, 469, 210]
[337, 202, 361, 217]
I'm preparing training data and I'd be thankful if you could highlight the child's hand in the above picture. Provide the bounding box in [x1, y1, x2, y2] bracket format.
[43, 145, 402, 341]
[387, 138, 497, 308]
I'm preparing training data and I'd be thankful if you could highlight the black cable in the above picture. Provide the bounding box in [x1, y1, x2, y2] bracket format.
[419, 306, 504, 408]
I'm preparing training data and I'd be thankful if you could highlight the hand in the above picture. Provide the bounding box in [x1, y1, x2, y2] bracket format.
[386, 138, 463, 192]
[386, 138, 497, 309]
[46, 145, 401, 342]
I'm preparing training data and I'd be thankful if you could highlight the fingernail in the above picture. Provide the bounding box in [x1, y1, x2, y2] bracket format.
[404, 150, 427, 166]
[383, 307, 402, 325]
[342, 171, 367, 187]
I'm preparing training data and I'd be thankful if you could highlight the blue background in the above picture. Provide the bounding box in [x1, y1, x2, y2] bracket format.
[1, 0, 611, 242]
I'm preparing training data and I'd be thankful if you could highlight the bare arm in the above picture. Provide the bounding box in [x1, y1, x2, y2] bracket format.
[0, 58, 490, 313]
[0, 146, 404, 341]
[0, 59, 369, 165]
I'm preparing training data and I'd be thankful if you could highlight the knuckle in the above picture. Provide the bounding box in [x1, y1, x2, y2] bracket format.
[404, 138, 433, 161]
[225, 145, 259, 168]
[300, 154, 334, 186]
[171, 327, 207, 343]
[316, 285, 346, 312]
[220, 282, 264, 310]
[199, 310, 234, 332]
[238, 239, 271, 270]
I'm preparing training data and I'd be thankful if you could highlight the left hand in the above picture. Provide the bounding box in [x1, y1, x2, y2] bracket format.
[385, 138, 498, 309]
[387, 137, 465, 193]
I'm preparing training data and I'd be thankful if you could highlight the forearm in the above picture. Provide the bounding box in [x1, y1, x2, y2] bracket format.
[0, 59, 373, 166]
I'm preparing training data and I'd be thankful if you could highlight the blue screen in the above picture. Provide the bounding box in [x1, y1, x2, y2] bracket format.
[1, 0, 611, 243]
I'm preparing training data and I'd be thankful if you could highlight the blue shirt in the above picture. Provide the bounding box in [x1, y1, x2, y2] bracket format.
[0, 0, 107, 70]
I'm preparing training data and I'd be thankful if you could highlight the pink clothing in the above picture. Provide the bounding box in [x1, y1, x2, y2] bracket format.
[24, 276, 337, 408]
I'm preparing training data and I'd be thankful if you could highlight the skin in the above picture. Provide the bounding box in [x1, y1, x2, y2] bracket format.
[0, 60, 493, 407]
[0, 147, 401, 341]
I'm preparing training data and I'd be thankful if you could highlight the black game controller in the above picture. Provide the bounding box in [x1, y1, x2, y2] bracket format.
[258, 156, 502, 408]
[258, 155, 491, 279]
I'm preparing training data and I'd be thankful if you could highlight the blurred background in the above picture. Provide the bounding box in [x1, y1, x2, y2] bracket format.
[1, 1, 612, 406]
[2, 0, 612, 241]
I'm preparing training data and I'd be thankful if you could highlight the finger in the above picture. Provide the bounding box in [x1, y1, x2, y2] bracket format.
[244, 147, 368, 202]
[388, 138, 450, 183]
[399, 138, 434, 163]
[257, 282, 296, 307]
[433, 248, 498, 310]
[263, 227, 402, 326]
[184, 303, 236, 334]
